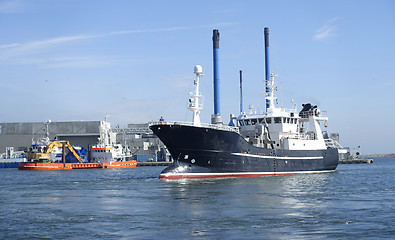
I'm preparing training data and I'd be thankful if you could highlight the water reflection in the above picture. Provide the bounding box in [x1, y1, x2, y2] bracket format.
[159, 173, 336, 238]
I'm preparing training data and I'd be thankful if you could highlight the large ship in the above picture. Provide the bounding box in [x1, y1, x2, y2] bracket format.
[150, 28, 338, 179]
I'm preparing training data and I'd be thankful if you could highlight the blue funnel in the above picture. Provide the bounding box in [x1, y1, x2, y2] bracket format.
[213, 29, 220, 116]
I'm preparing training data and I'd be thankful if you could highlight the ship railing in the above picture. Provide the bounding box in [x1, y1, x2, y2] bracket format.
[188, 102, 203, 109]
[266, 107, 298, 115]
[149, 121, 240, 133]
[299, 110, 328, 119]
[282, 133, 309, 140]
[111, 127, 151, 134]
[324, 138, 342, 149]
[283, 131, 325, 141]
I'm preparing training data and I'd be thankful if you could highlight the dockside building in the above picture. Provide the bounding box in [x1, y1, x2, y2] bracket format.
[0, 121, 167, 161]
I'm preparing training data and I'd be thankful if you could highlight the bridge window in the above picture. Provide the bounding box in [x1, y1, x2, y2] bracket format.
[239, 120, 244, 126]
[274, 117, 281, 124]
[251, 119, 257, 125]
[266, 118, 272, 124]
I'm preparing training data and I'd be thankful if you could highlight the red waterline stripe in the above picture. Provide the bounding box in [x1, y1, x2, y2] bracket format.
[159, 170, 335, 180]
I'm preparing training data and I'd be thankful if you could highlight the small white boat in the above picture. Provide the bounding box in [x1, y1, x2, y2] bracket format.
[91, 116, 131, 162]
[0, 147, 28, 168]
[91, 143, 131, 162]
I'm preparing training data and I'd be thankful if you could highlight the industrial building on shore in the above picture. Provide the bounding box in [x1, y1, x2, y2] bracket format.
[0, 120, 168, 162]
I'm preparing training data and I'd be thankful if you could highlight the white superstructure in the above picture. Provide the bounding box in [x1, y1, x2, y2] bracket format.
[91, 116, 131, 162]
[0, 147, 27, 163]
[236, 73, 329, 151]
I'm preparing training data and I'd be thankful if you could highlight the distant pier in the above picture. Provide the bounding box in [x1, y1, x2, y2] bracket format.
[339, 158, 374, 164]
[137, 161, 172, 167]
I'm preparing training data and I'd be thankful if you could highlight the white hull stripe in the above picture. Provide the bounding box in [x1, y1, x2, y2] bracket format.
[160, 170, 336, 179]
[231, 153, 324, 160]
[21, 166, 62, 169]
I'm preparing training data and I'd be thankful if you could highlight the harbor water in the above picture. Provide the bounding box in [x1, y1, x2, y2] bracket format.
[1, 158, 394, 239]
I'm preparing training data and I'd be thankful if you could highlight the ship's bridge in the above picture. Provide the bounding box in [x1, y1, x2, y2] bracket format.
[235, 104, 328, 150]
[236, 106, 299, 147]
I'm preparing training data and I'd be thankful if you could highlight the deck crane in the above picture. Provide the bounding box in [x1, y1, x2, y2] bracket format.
[27, 140, 83, 163]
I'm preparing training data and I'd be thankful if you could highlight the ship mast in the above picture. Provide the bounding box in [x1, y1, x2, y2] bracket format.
[188, 65, 203, 126]
[266, 73, 278, 111]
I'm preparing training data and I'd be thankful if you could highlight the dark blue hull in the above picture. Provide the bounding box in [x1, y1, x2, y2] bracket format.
[150, 124, 339, 179]
[0, 162, 21, 168]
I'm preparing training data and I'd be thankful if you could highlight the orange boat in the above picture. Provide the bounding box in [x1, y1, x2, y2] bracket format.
[20, 120, 138, 171]
[18, 160, 137, 170]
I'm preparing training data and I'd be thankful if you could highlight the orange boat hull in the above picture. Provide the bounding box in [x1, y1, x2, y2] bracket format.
[18, 160, 137, 170]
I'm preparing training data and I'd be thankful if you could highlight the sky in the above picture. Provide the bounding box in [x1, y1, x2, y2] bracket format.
[0, 0, 394, 154]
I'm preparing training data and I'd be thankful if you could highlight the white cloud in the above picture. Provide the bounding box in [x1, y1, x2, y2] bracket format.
[0, 34, 94, 60]
[0, 24, 232, 62]
[0, 0, 25, 13]
[0, 27, 181, 52]
[107, 26, 192, 36]
[0, 22, 236, 69]
[0, 22, 235, 53]
[314, 17, 339, 40]
[0, 43, 19, 49]
[379, 80, 395, 87]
